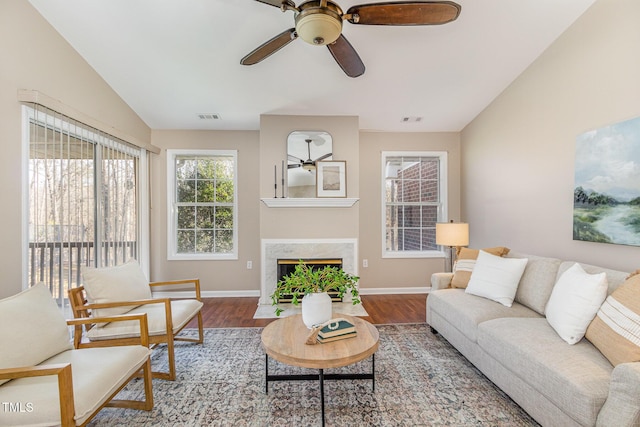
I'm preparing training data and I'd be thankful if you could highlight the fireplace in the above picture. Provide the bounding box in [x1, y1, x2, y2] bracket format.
[260, 238, 357, 305]
[276, 258, 344, 303]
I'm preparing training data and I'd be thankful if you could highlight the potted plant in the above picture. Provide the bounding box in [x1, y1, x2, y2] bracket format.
[270, 261, 361, 328]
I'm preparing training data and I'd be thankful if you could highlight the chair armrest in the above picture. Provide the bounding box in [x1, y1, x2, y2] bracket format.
[597, 362, 640, 426]
[0, 363, 75, 427]
[431, 272, 454, 291]
[149, 278, 201, 301]
[67, 313, 150, 348]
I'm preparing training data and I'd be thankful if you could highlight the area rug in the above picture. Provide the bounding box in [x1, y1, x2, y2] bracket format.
[89, 325, 538, 426]
[253, 301, 369, 319]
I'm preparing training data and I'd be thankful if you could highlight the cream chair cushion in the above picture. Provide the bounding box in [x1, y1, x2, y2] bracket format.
[87, 299, 204, 340]
[0, 346, 150, 426]
[0, 283, 72, 386]
[81, 261, 152, 320]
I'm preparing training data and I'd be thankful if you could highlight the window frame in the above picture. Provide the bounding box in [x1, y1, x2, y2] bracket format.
[381, 151, 448, 259]
[166, 149, 238, 261]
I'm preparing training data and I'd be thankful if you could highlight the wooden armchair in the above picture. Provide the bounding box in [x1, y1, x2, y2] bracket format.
[70, 262, 204, 381]
[0, 284, 153, 427]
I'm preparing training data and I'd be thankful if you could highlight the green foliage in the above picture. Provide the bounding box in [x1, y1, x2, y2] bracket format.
[573, 209, 612, 243]
[270, 261, 360, 316]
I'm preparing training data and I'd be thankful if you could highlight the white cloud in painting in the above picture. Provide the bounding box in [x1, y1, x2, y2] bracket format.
[575, 117, 640, 201]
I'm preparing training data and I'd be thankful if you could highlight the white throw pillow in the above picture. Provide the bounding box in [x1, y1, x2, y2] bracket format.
[81, 261, 152, 321]
[545, 262, 607, 345]
[0, 283, 72, 385]
[465, 250, 528, 307]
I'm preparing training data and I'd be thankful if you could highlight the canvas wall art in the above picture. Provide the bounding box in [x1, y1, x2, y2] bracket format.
[574, 116, 640, 246]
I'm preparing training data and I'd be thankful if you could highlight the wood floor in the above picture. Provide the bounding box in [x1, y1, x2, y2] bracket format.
[189, 294, 427, 328]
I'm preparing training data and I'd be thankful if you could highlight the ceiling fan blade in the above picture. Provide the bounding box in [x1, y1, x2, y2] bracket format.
[314, 152, 332, 162]
[327, 35, 365, 78]
[346, 1, 461, 26]
[240, 28, 297, 66]
[288, 164, 302, 169]
[288, 154, 304, 162]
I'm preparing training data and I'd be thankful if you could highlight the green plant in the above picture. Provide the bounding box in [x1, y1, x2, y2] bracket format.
[270, 261, 360, 316]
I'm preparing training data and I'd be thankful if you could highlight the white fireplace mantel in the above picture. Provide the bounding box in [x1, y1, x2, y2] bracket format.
[261, 198, 359, 208]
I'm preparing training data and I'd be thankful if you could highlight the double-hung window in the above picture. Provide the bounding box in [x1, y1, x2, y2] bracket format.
[382, 151, 447, 258]
[167, 150, 238, 260]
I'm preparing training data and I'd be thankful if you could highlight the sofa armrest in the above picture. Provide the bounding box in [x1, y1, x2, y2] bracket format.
[431, 272, 454, 291]
[0, 363, 75, 427]
[68, 313, 150, 348]
[597, 362, 640, 426]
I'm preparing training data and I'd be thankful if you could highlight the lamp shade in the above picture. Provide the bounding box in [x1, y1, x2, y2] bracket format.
[436, 222, 469, 247]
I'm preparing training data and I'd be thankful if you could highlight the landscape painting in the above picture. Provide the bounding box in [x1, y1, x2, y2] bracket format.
[574, 116, 640, 246]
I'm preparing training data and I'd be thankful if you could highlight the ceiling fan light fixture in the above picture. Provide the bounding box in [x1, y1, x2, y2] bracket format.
[295, 2, 343, 46]
[302, 163, 316, 171]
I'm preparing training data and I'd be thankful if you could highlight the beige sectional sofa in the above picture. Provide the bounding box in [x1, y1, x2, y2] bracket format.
[427, 251, 640, 427]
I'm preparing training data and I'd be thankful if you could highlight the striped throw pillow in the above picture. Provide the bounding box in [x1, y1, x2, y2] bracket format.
[451, 246, 510, 289]
[585, 272, 640, 366]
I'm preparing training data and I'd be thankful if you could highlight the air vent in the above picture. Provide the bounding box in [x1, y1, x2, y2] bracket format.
[197, 113, 221, 120]
[401, 116, 423, 123]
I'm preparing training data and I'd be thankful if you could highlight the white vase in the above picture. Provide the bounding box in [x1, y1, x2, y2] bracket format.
[301, 292, 332, 329]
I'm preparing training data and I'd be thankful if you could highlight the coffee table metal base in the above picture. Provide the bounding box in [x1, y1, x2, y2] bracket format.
[264, 354, 375, 427]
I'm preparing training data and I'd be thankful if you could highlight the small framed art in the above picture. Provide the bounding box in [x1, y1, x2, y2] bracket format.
[316, 160, 346, 198]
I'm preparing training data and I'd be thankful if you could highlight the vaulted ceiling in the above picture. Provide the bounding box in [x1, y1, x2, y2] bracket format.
[29, 0, 596, 132]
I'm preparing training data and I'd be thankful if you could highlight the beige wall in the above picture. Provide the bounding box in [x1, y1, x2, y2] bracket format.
[0, 2, 150, 298]
[461, 0, 640, 271]
[359, 132, 461, 289]
[149, 130, 261, 293]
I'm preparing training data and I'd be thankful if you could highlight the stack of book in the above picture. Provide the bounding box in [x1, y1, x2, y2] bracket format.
[317, 318, 357, 343]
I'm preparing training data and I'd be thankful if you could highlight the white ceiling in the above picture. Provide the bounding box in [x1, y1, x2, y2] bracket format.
[28, 0, 596, 132]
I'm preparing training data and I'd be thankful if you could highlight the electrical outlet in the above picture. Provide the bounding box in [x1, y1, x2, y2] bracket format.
[246, 261, 252, 269]
[363, 259, 368, 268]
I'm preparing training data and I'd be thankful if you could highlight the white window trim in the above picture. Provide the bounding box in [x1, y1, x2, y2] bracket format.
[166, 149, 238, 261]
[381, 151, 448, 259]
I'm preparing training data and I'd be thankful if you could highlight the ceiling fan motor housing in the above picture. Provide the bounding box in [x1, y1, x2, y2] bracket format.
[295, 1, 343, 45]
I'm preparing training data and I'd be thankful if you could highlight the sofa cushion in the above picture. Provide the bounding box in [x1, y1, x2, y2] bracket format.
[545, 263, 608, 345]
[586, 272, 640, 366]
[557, 261, 628, 295]
[0, 346, 150, 426]
[477, 317, 613, 427]
[465, 251, 528, 307]
[428, 288, 541, 343]
[451, 246, 510, 289]
[81, 261, 152, 320]
[0, 283, 72, 386]
[86, 299, 203, 340]
[508, 252, 562, 315]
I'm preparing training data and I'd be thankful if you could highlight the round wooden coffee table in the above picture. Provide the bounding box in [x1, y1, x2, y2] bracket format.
[261, 313, 379, 427]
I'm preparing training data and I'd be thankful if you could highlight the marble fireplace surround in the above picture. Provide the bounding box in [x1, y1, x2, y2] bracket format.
[260, 238, 358, 305]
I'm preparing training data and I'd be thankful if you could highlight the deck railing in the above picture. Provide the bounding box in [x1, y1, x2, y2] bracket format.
[28, 240, 137, 299]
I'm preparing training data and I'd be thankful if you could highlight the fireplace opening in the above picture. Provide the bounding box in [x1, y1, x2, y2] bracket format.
[276, 258, 343, 303]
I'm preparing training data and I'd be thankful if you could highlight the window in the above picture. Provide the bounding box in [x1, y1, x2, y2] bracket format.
[23, 105, 146, 309]
[382, 151, 447, 258]
[167, 150, 238, 260]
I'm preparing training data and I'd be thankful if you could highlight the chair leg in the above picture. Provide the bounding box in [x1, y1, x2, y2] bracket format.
[141, 357, 154, 410]
[196, 311, 204, 344]
[166, 334, 176, 381]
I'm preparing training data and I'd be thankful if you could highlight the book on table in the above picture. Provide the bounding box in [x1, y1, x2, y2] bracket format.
[317, 330, 357, 343]
[316, 318, 357, 343]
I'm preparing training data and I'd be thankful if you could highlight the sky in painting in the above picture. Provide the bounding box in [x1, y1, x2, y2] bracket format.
[575, 116, 640, 202]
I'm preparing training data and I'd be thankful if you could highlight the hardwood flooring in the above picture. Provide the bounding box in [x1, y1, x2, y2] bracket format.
[189, 294, 427, 328]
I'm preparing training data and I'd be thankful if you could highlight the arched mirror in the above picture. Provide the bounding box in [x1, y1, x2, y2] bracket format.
[287, 131, 332, 198]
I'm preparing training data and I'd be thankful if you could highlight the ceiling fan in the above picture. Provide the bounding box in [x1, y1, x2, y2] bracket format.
[288, 139, 332, 171]
[240, 0, 461, 78]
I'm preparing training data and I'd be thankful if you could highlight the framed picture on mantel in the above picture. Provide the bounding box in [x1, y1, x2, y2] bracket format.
[316, 160, 346, 198]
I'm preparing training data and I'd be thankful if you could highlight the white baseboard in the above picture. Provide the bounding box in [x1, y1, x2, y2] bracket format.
[359, 286, 431, 295]
[153, 288, 430, 298]
[152, 290, 261, 299]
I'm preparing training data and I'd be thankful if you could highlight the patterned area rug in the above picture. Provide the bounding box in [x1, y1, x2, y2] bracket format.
[89, 325, 538, 426]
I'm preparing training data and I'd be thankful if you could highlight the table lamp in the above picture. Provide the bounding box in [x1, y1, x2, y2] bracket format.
[436, 220, 469, 272]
